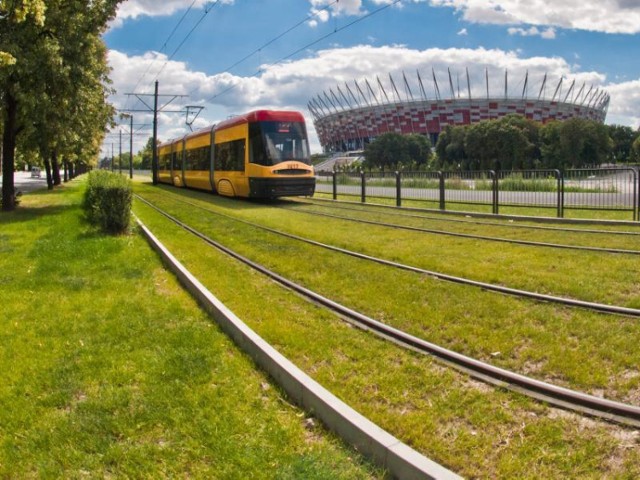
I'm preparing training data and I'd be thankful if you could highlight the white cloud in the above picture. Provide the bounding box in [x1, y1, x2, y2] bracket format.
[508, 26, 556, 39]
[457, 28, 468, 35]
[305, 0, 366, 28]
[111, 0, 234, 28]
[429, 0, 640, 34]
[606, 79, 640, 128]
[106, 45, 640, 154]
[310, 0, 365, 16]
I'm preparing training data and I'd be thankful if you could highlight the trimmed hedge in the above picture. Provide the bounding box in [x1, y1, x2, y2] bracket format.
[83, 170, 132, 234]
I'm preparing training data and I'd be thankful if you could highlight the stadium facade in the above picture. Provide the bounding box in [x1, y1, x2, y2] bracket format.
[308, 70, 610, 153]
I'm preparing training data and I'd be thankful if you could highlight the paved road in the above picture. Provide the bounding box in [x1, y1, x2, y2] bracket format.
[1, 171, 49, 194]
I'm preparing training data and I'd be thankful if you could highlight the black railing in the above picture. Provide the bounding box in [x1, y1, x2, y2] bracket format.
[315, 167, 639, 221]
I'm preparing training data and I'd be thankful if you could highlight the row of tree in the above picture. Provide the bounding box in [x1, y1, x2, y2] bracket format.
[434, 116, 640, 171]
[1, 0, 122, 211]
[98, 137, 156, 171]
[362, 117, 640, 173]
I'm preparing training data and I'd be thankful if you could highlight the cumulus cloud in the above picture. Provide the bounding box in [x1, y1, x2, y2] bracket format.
[111, 0, 235, 28]
[606, 79, 640, 129]
[106, 45, 640, 154]
[508, 26, 556, 39]
[306, 0, 366, 28]
[310, 0, 366, 17]
[428, 0, 640, 34]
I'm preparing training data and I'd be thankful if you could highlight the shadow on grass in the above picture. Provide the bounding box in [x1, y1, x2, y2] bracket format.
[140, 183, 291, 213]
[0, 203, 75, 226]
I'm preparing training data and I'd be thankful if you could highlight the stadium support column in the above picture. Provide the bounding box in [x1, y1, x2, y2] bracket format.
[152, 80, 159, 185]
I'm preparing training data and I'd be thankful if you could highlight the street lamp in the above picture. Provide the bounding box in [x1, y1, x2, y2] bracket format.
[119, 113, 133, 179]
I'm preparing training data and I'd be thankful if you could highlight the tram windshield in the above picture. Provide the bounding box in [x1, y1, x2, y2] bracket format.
[249, 121, 311, 166]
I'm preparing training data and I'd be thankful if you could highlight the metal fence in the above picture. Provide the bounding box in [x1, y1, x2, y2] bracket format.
[315, 167, 639, 221]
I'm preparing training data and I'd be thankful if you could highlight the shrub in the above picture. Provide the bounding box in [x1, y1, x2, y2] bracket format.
[83, 171, 132, 234]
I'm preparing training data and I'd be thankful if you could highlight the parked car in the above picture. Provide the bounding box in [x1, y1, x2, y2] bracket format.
[30, 167, 41, 178]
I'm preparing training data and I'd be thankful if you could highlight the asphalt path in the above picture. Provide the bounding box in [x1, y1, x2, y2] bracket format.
[1, 171, 49, 194]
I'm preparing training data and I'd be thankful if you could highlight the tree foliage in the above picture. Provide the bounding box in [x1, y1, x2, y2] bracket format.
[1, 0, 121, 210]
[631, 136, 640, 163]
[607, 124, 640, 164]
[364, 132, 432, 171]
[435, 114, 616, 171]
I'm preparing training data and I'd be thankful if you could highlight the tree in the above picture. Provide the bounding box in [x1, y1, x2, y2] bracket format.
[607, 124, 639, 164]
[1, 0, 46, 210]
[629, 135, 640, 164]
[434, 125, 467, 169]
[364, 132, 432, 171]
[462, 115, 539, 171]
[540, 118, 612, 169]
[138, 137, 157, 170]
[539, 121, 563, 169]
[1, 0, 121, 209]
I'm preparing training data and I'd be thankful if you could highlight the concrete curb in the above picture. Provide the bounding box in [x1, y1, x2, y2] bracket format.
[137, 218, 461, 480]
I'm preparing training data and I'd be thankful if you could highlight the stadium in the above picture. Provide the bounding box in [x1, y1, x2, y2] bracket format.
[308, 69, 610, 153]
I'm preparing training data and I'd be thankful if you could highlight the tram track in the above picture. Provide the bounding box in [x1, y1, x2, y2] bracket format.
[137, 192, 640, 318]
[275, 202, 640, 256]
[292, 197, 640, 237]
[134, 193, 640, 428]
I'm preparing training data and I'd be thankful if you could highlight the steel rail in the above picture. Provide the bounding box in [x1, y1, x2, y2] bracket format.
[134, 193, 640, 428]
[277, 203, 640, 255]
[293, 197, 640, 237]
[145, 192, 640, 318]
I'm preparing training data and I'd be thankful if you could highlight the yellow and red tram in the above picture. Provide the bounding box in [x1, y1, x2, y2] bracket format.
[157, 110, 315, 198]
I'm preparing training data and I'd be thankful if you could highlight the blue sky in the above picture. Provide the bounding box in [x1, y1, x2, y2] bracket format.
[102, 0, 640, 154]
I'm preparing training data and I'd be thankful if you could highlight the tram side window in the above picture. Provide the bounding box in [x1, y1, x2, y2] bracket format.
[215, 139, 245, 171]
[172, 150, 180, 171]
[184, 146, 211, 170]
[159, 153, 169, 170]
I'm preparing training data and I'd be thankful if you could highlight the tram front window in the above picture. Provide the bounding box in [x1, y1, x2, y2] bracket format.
[249, 121, 310, 166]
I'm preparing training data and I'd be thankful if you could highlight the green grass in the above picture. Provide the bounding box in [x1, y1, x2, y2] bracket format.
[132, 183, 640, 478]
[133, 186, 640, 397]
[0, 179, 380, 479]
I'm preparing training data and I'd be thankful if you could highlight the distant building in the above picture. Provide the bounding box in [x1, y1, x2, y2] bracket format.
[308, 70, 609, 153]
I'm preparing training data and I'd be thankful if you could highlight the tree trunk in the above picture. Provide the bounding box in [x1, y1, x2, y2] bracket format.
[43, 156, 53, 190]
[1, 89, 18, 211]
[63, 159, 69, 182]
[52, 150, 61, 185]
[69, 162, 75, 179]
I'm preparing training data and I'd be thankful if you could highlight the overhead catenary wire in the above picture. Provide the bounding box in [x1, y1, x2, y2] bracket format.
[124, 0, 199, 110]
[185, 0, 340, 99]
[150, 0, 222, 84]
[222, 0, 339, 74]
[204, 0, 403, 103]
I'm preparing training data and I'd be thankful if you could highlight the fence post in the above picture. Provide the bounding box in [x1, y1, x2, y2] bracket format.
[438, 171, 445, 211]
[490, 170, 498, 214]
[332, 171, 337, 200]
[395, 171, 402, 207]
[635, 167, 639, 222]
[560, 170, 565, 218]
[361, 170, 366, 204]
[554, 169, 562, 218]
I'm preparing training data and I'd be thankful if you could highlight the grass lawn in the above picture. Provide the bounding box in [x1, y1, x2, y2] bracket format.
[132, 183, 640, 478]
[0, 179, 380, 479]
